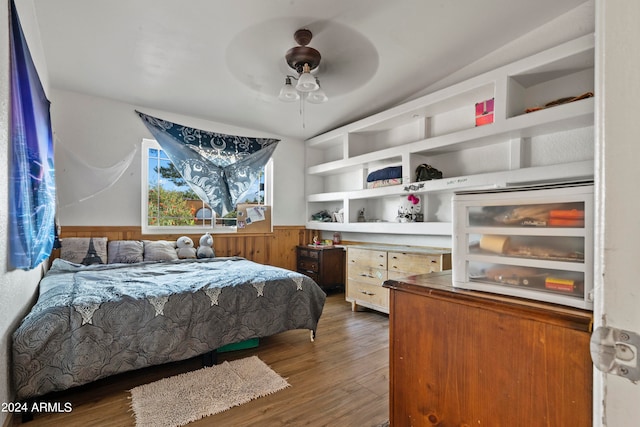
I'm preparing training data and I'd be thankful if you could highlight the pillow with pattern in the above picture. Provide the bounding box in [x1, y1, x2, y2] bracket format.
[143, 240, 178, 262]
[107, 240, 144, 263]
[60, 237, 108, 265]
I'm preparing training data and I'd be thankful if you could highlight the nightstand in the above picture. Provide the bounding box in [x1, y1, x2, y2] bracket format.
[296, 245, 345, 291]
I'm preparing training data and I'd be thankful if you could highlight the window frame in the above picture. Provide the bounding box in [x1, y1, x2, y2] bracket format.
[141, 138, 272, 234]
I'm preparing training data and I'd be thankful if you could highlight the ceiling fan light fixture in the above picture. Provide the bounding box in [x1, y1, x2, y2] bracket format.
[278, 76, 300, 102]
[295, 63, 319, 92]
[306, 79, 328, 104]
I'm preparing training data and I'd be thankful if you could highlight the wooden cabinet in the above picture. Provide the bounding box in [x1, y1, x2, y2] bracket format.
[304, 35, 595, 236]
[347, 245, 451, 314]
[296, 245, 345, 290]
[384, 271, 593, 426]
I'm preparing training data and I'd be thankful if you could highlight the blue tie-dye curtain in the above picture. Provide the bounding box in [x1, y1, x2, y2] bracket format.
[9, 0, 56, 270]
[137, 111, 279, 216]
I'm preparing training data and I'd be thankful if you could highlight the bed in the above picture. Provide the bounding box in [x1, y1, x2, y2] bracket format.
[12, 256, 327, 401]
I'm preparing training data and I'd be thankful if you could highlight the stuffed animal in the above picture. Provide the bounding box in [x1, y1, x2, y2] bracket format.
[197, 232, 215, 259]
[176, 236, 197, 259]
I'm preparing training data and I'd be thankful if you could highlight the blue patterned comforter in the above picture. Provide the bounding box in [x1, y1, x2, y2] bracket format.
[12, 257, 326, 400]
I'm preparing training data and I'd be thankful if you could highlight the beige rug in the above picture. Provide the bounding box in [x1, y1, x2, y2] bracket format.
[129, 356, 290, 427]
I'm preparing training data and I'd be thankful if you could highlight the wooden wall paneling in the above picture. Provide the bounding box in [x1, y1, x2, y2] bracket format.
[56, 226, 310, 270]
[247, 236, 267, 265]
[218, 236, 242, 256]
[271, 228, 296, 271]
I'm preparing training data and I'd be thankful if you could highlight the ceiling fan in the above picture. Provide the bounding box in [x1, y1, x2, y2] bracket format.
[278, 28, 328, 104]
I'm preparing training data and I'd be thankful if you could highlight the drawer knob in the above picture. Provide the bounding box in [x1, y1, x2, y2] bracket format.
[359, 273, 374, 278]
[359, 290, 375, 296]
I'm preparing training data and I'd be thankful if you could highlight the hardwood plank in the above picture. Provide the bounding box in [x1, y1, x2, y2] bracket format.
[11, 292, 389, 426]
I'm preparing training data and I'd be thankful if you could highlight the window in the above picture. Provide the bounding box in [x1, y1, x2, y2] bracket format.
[141, 139, 270, 234]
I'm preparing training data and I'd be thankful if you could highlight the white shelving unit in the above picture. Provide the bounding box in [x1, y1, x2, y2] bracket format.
[305, 35, 595, 235]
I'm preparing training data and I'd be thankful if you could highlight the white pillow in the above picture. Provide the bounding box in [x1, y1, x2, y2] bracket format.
[143, 240, 178, 262]
[60, 237, 107, 265]
[108, 240, 144, 263]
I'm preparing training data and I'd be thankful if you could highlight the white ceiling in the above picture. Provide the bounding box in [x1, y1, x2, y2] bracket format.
[32, 0, 589, 140]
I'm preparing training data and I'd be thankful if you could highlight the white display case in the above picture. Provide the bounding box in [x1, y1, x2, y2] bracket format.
[452, 182, 593, 310]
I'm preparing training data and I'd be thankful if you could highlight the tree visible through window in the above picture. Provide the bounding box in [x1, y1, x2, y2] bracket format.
[147, 147, 200, 227]
[143, 140, 266, 232]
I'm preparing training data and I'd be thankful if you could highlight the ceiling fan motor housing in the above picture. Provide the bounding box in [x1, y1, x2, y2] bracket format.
[286, 29, 321, 73]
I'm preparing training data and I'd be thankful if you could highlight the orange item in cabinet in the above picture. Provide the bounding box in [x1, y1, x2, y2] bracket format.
[548, 218, 585, 227]
[545, 277, 576, 292]
[549, 209, 584, 219]
[549, 209, 585, 227]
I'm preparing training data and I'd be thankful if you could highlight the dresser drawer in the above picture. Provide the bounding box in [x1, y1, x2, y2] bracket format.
[298, 259, 319, 273]
[347, 248, 387, 269]
[388, 252, 442, 275]
[297, 248, 320, 259]
[347, 264, 387, 286]
[347, 280, 389, 309]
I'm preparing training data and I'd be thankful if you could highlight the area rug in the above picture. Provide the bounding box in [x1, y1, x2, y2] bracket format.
[129, 356, 290, 427]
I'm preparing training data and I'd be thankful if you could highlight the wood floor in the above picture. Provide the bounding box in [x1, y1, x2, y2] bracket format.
[11, 291, 390, 427]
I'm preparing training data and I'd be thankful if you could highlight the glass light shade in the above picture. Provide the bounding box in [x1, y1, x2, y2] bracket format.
[278, 78, 300, 102]
[296, 71, 319, 92]
[306, 84, 328, 104]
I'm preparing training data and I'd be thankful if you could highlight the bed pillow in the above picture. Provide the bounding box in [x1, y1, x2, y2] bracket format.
[108, 240, 144, 264]
[60, 237, 108, 265]
[143, 240, 178, 262]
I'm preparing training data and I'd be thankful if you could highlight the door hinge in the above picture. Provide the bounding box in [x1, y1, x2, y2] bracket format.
[590, 326, 640, 382]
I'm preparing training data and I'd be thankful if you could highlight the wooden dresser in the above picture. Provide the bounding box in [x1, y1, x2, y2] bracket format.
[296, 245, 345, 291]
[346, 245, 451, 314]
[384, 271, 593, 426]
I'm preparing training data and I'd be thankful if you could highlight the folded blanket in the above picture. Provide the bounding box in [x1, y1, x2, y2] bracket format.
[367, 166, 402, 182]
[366, 178, 402, 189]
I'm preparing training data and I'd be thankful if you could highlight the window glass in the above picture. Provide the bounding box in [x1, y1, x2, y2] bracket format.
[142, 139, 269, 234]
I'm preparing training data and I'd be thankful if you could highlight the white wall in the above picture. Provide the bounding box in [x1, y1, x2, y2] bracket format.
[414, 0, 595, 98]
[0, 1, 49, 424]
[51, 89, 306, 227]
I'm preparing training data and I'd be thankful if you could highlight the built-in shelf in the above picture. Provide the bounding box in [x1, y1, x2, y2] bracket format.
[307, 160, 594, 201]
[306, 220, 453, 236]
[304, 34, 596, 236]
